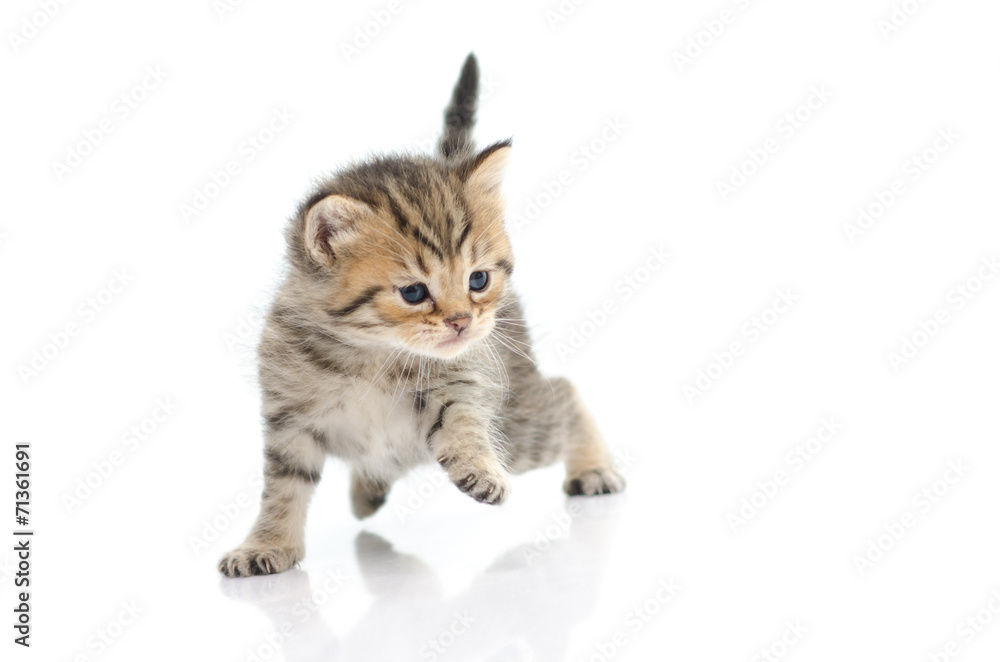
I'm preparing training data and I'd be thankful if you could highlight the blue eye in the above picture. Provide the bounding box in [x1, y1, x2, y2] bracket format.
[400, 283, 429, 304]
[469, 271, 489, 291]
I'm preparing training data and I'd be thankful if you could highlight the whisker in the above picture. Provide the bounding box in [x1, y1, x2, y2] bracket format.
[362, 346, 404, 399]
[492, 331, 537, 366]
[491, 331, 554, 395]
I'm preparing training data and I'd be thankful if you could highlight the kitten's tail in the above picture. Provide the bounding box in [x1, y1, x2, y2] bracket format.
[438, 53, 479, 160]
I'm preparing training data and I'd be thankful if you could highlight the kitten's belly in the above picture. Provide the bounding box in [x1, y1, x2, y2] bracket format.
[311, 379, 430, 475]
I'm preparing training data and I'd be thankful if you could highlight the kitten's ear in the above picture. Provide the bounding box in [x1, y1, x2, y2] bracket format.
[303, 194, 373, 266]
[459, 139, 512, 195]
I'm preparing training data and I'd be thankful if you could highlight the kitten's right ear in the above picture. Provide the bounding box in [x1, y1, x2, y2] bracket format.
[303, 195, 372, 266]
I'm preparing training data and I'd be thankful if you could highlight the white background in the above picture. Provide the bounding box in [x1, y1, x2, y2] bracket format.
[3, 0, 1000, 660]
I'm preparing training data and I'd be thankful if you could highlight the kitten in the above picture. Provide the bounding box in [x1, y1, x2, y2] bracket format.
[219, 54, 624, 577]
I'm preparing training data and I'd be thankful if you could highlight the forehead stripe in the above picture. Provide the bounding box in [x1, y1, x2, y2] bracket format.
[385, 193, 411, 233]
[410, 226, 445, 261]
[455, 220, 472, 252]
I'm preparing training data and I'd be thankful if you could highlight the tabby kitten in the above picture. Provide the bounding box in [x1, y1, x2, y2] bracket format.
[219, 55, 624, 577]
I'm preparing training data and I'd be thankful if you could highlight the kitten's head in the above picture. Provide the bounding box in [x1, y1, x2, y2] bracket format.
[288, 141, 513, 360]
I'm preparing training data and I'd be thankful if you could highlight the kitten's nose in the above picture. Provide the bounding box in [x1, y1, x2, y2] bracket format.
[445, 313, 471, 334]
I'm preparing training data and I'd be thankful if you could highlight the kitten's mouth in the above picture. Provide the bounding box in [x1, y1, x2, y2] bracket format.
[437, 334, 467, 349]
[429, 332, 473, 358]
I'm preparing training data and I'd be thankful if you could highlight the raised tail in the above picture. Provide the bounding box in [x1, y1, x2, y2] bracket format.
[438, 53, 479, 160]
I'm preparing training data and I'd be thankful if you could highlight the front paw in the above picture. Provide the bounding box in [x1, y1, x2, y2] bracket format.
[438, 454, 510, 505]
[218, 545, 301, 577]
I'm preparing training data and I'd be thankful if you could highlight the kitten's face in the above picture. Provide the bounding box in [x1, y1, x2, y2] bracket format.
[299, 144, 513, 360]
[374, 241, 510, 359]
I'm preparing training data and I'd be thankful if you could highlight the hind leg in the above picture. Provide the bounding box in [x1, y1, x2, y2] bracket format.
[559, 381, 625, 496]
[503, 376, 624, 495]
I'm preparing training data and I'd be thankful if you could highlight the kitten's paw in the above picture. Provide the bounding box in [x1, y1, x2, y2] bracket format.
[218, 545, 300, 577]
[438, 455, 510, 505]
[564, 467, 625, 496]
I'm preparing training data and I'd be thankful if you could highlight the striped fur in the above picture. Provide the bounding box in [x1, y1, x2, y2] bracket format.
[219, 54, 623, 578]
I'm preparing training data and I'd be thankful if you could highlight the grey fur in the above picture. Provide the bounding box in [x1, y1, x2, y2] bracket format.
[219, 54, 623, 578]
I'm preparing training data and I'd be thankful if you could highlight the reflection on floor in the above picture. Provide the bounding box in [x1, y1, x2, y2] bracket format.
[220, 496, 625, 661]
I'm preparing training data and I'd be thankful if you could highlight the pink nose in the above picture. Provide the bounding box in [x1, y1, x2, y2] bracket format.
[445, 313, 471, 334]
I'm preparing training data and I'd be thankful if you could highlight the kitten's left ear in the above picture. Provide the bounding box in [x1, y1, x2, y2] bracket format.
[458, 139, 512, 195]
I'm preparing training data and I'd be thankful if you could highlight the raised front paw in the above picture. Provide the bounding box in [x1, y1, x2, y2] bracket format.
[564, 467, 625, 496]
[438, 454, 510, 505]
[218, 545, 301, 577]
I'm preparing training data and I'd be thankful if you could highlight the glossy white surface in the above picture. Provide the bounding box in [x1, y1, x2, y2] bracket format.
[4, 0, 1000, 660]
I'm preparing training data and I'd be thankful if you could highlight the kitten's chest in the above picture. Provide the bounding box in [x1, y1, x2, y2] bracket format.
[312, 379, 430, 469]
